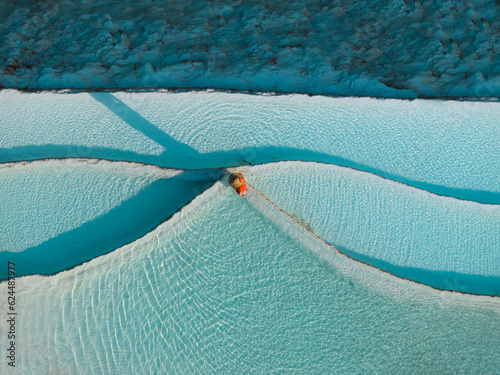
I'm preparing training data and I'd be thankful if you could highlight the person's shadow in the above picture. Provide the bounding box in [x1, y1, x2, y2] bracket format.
[88, 92, 256, 169]
[90, 93, 206, 165]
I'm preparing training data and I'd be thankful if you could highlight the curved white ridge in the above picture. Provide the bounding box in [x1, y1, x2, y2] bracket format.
[243, 161, 500, 295]
[0, 158, 184, 179]
[0, 158, 212, 253]
[0, 159, 155, 253]
[243, 184, 500, 309]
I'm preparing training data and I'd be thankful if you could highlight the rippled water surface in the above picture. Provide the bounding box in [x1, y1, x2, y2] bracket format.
[5, 185, 500, 374]
[1, 91, 499, 374]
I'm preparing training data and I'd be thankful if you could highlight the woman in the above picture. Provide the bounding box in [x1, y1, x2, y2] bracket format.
[228, 173, 247, 197]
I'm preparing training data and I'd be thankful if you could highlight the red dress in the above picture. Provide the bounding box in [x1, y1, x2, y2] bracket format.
[235, 181, 246, 196]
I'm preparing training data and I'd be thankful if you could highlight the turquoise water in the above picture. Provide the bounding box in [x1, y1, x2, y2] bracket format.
[1, 91, 499, 373]
[5, 184, 500, 374]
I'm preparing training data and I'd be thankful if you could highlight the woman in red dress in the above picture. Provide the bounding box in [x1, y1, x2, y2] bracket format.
[228, 173, 247, 197]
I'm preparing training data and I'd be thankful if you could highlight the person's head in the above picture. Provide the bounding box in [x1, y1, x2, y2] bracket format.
[228, 173, 244, 188]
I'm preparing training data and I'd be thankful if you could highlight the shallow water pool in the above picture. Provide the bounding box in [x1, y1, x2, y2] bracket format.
[4, 184, 500, 374]
[1, 91, 499, 373]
